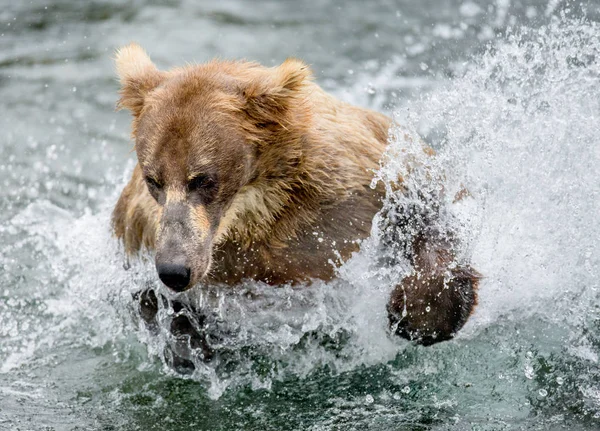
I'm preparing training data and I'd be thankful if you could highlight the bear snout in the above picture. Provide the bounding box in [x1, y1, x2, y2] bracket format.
[156, 262, 191, 292]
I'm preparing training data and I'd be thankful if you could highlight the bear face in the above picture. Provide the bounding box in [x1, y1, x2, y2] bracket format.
[133, 78, 255, 291]
[115, 44, 313, 291]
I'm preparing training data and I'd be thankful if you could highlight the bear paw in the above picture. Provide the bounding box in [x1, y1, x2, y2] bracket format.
[388, 266, 479, 346]
[133, 288, 214, 371]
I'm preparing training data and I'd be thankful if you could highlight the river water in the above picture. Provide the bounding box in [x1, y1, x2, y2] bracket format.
[1, 1, 600, 430]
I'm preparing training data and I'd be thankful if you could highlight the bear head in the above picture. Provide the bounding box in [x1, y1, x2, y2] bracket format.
[115, 43, 312, 292]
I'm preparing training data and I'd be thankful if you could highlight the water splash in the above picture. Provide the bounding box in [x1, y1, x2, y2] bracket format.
[2, 17, 599, 425]
[111, 17, 600, 401]
[403, 16, 600, 327]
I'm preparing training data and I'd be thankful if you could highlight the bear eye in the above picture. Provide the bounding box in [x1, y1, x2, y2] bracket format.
[187, 174, 218, 203]
[188, 174, 216, 192]
[145, 176, 162, 190]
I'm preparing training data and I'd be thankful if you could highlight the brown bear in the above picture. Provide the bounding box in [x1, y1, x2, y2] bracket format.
[112, 43, 479, 348]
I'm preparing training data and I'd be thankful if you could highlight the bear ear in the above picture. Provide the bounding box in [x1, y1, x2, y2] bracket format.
[273, 57, 312, 94]
[114, 43, 164, 116]
[243, 58, 312, 120]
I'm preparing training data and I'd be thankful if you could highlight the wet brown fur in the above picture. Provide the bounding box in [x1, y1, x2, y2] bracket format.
[112, 44, 478, 345]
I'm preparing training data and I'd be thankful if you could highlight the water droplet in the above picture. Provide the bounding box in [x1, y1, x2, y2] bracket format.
[401, 386, 411, 394]
[524, 365, 534, 379]
[365, 394, 374, 404]
[556, 377, 564, 385]
[425, 306, 431, 312]
[538, 389, 548, 397]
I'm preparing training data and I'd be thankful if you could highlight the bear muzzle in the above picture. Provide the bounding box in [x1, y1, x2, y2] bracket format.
[155, 250, 211, 292]
[156, 262, 191, 292]
[155, 201, 213, 292]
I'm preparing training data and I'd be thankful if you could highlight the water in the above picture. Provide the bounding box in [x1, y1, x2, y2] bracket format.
[1, 1, 600, 429]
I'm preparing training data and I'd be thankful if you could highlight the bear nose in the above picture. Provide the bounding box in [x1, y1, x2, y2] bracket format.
[157, 263, 191, 292]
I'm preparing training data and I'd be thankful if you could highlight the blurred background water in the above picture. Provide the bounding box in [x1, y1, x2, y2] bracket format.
[1, 0, 600, 430]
